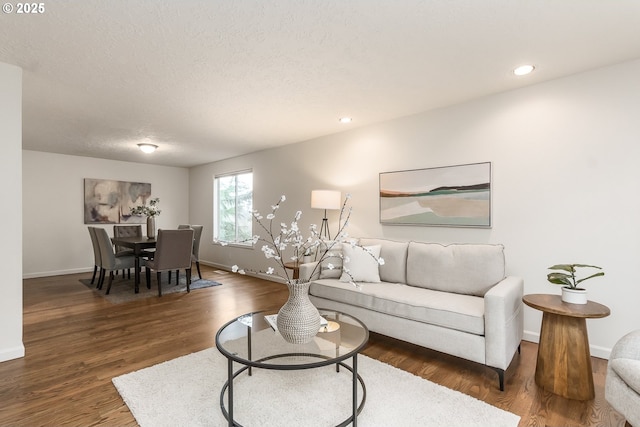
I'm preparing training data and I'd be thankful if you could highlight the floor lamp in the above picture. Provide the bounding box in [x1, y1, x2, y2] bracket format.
[311, 190, 341, 240]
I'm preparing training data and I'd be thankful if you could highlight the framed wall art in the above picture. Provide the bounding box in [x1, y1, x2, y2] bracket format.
[84, 178, 151, 224]
[379, 162, 491, 228]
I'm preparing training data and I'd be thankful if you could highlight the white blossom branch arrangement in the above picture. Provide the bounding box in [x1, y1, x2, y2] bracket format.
[216, 194, 383, 284]
[130, 197, 161, 217]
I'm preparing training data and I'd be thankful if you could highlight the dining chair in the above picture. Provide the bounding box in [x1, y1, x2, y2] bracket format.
[94, 227, 136, 294]
[113, 224, 143, 278]
[87, 227, 102, 286]
[178, 224, 204, 279]
[144, 228, 195, 296]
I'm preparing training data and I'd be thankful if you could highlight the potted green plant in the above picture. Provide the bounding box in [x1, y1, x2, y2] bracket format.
[547, 263, 604, 304]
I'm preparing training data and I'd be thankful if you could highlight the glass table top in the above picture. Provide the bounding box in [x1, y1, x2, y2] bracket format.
[215, 309, 369, 369]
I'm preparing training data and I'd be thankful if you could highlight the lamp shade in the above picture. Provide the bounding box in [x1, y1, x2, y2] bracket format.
[311, 190, 341, 210]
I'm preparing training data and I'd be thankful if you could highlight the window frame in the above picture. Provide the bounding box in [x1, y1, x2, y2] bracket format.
[213, 169, 253, 246]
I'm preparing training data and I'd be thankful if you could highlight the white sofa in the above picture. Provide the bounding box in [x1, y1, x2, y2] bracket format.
[299, 239, 524, 390]
[605, 330, 640, 426]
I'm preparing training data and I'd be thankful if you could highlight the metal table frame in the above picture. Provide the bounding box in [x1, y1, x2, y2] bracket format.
[215, 310, 369, 427]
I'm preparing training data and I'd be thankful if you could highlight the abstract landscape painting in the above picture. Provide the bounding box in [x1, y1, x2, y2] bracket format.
[84, 179, 151, 224]
[379, 162, 491, 227]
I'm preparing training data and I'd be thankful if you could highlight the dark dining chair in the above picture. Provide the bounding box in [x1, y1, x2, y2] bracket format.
[178, 224, 204, 279]
[87, 227, 102, 286]
[94, 227, 136, 294]
[144, 228, 194, 296]
[113, 225, 142, 278]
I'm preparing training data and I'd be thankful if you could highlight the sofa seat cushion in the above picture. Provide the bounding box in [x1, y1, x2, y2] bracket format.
[610, 358, 640, 394]
[406, 242, 505, 297]
[310, 279, 485, 335]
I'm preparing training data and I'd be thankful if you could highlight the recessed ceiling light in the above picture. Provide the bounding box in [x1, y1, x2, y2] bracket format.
[137, 143, 158, 153]
[513, 64, 535, 76]
[338, 117, 352, 124]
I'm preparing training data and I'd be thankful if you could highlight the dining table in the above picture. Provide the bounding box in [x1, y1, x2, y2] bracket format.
[110, 235, 156, 292]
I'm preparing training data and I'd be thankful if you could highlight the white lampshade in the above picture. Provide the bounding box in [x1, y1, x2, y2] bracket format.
[311, 190, 341, 210]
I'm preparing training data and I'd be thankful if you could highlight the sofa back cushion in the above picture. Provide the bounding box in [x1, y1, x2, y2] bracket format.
[318, 242, 343, 279]
[359, 238, 408, 283]
[406, 242, 505, 296]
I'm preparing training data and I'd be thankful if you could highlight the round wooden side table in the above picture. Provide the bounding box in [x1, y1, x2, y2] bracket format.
[283, 261, 300, 280]
[523, 293, 610, 400]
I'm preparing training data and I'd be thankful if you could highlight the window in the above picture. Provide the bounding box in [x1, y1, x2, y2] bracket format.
[214, 170, 253, 245]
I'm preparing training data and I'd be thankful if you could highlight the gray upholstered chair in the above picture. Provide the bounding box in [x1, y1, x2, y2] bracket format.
[113, 225, 142, 278]
[113, 225, 142, 252]
[144, 228, 194, 296]
[94, 227, 136, 294]
[178, 224, 204, 279]
[87, 227, 102, 286]
[606, 330, 640, 426]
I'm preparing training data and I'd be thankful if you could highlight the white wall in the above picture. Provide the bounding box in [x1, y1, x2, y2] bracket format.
[190, 59, 640, 358]
[0, 62, 24, 362]
[22, 151, 190, 278]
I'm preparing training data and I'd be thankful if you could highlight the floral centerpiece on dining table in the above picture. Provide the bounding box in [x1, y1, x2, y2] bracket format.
[130, 197, 161, 238]
[130, 197, 161, 218]
[216, 193, 384, 343]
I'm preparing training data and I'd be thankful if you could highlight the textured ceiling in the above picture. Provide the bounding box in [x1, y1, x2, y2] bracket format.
[2, 0, 640, 167]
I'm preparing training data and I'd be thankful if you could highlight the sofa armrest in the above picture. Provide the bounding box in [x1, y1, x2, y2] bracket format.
[299, 261, 320, 281]
[610, 330, 640, 361]
[484, 276, 524, 370]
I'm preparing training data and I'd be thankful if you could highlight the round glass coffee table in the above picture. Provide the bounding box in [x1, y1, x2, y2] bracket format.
[215, 309, 369, 427]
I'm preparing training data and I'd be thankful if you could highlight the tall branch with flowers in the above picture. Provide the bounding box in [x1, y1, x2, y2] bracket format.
[130, 197, 161, 217]
[216, 194, 383, 284]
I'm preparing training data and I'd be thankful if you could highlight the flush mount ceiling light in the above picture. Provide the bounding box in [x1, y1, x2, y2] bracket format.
[338, 117, 352, 124]
[137, 143, 158, 153]
[513, 64, 535, 76]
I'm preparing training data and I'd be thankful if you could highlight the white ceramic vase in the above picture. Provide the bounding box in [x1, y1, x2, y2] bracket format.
[561, 286, 587, 304]
[277, 280, 321, 344]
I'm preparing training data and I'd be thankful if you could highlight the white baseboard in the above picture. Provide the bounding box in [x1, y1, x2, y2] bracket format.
[523, 330, 540, 344]
[588, 344, 611, 360]
[23, 267, 93, 279]
[0, 344, 25, 362]
[201, 261, 285, 284]
[523, 329, 611, 360]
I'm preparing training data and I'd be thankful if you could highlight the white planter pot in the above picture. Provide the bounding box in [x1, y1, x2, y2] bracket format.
[561, 287, 588, 304]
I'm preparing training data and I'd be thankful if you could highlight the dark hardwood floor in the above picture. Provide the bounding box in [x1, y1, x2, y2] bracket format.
[0, 265, 626, 426]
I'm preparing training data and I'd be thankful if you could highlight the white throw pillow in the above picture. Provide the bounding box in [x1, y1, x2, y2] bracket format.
[339, 244, 381, 283]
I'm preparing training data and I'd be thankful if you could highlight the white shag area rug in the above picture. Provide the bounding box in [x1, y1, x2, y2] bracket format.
[113, 348, 520, 427]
